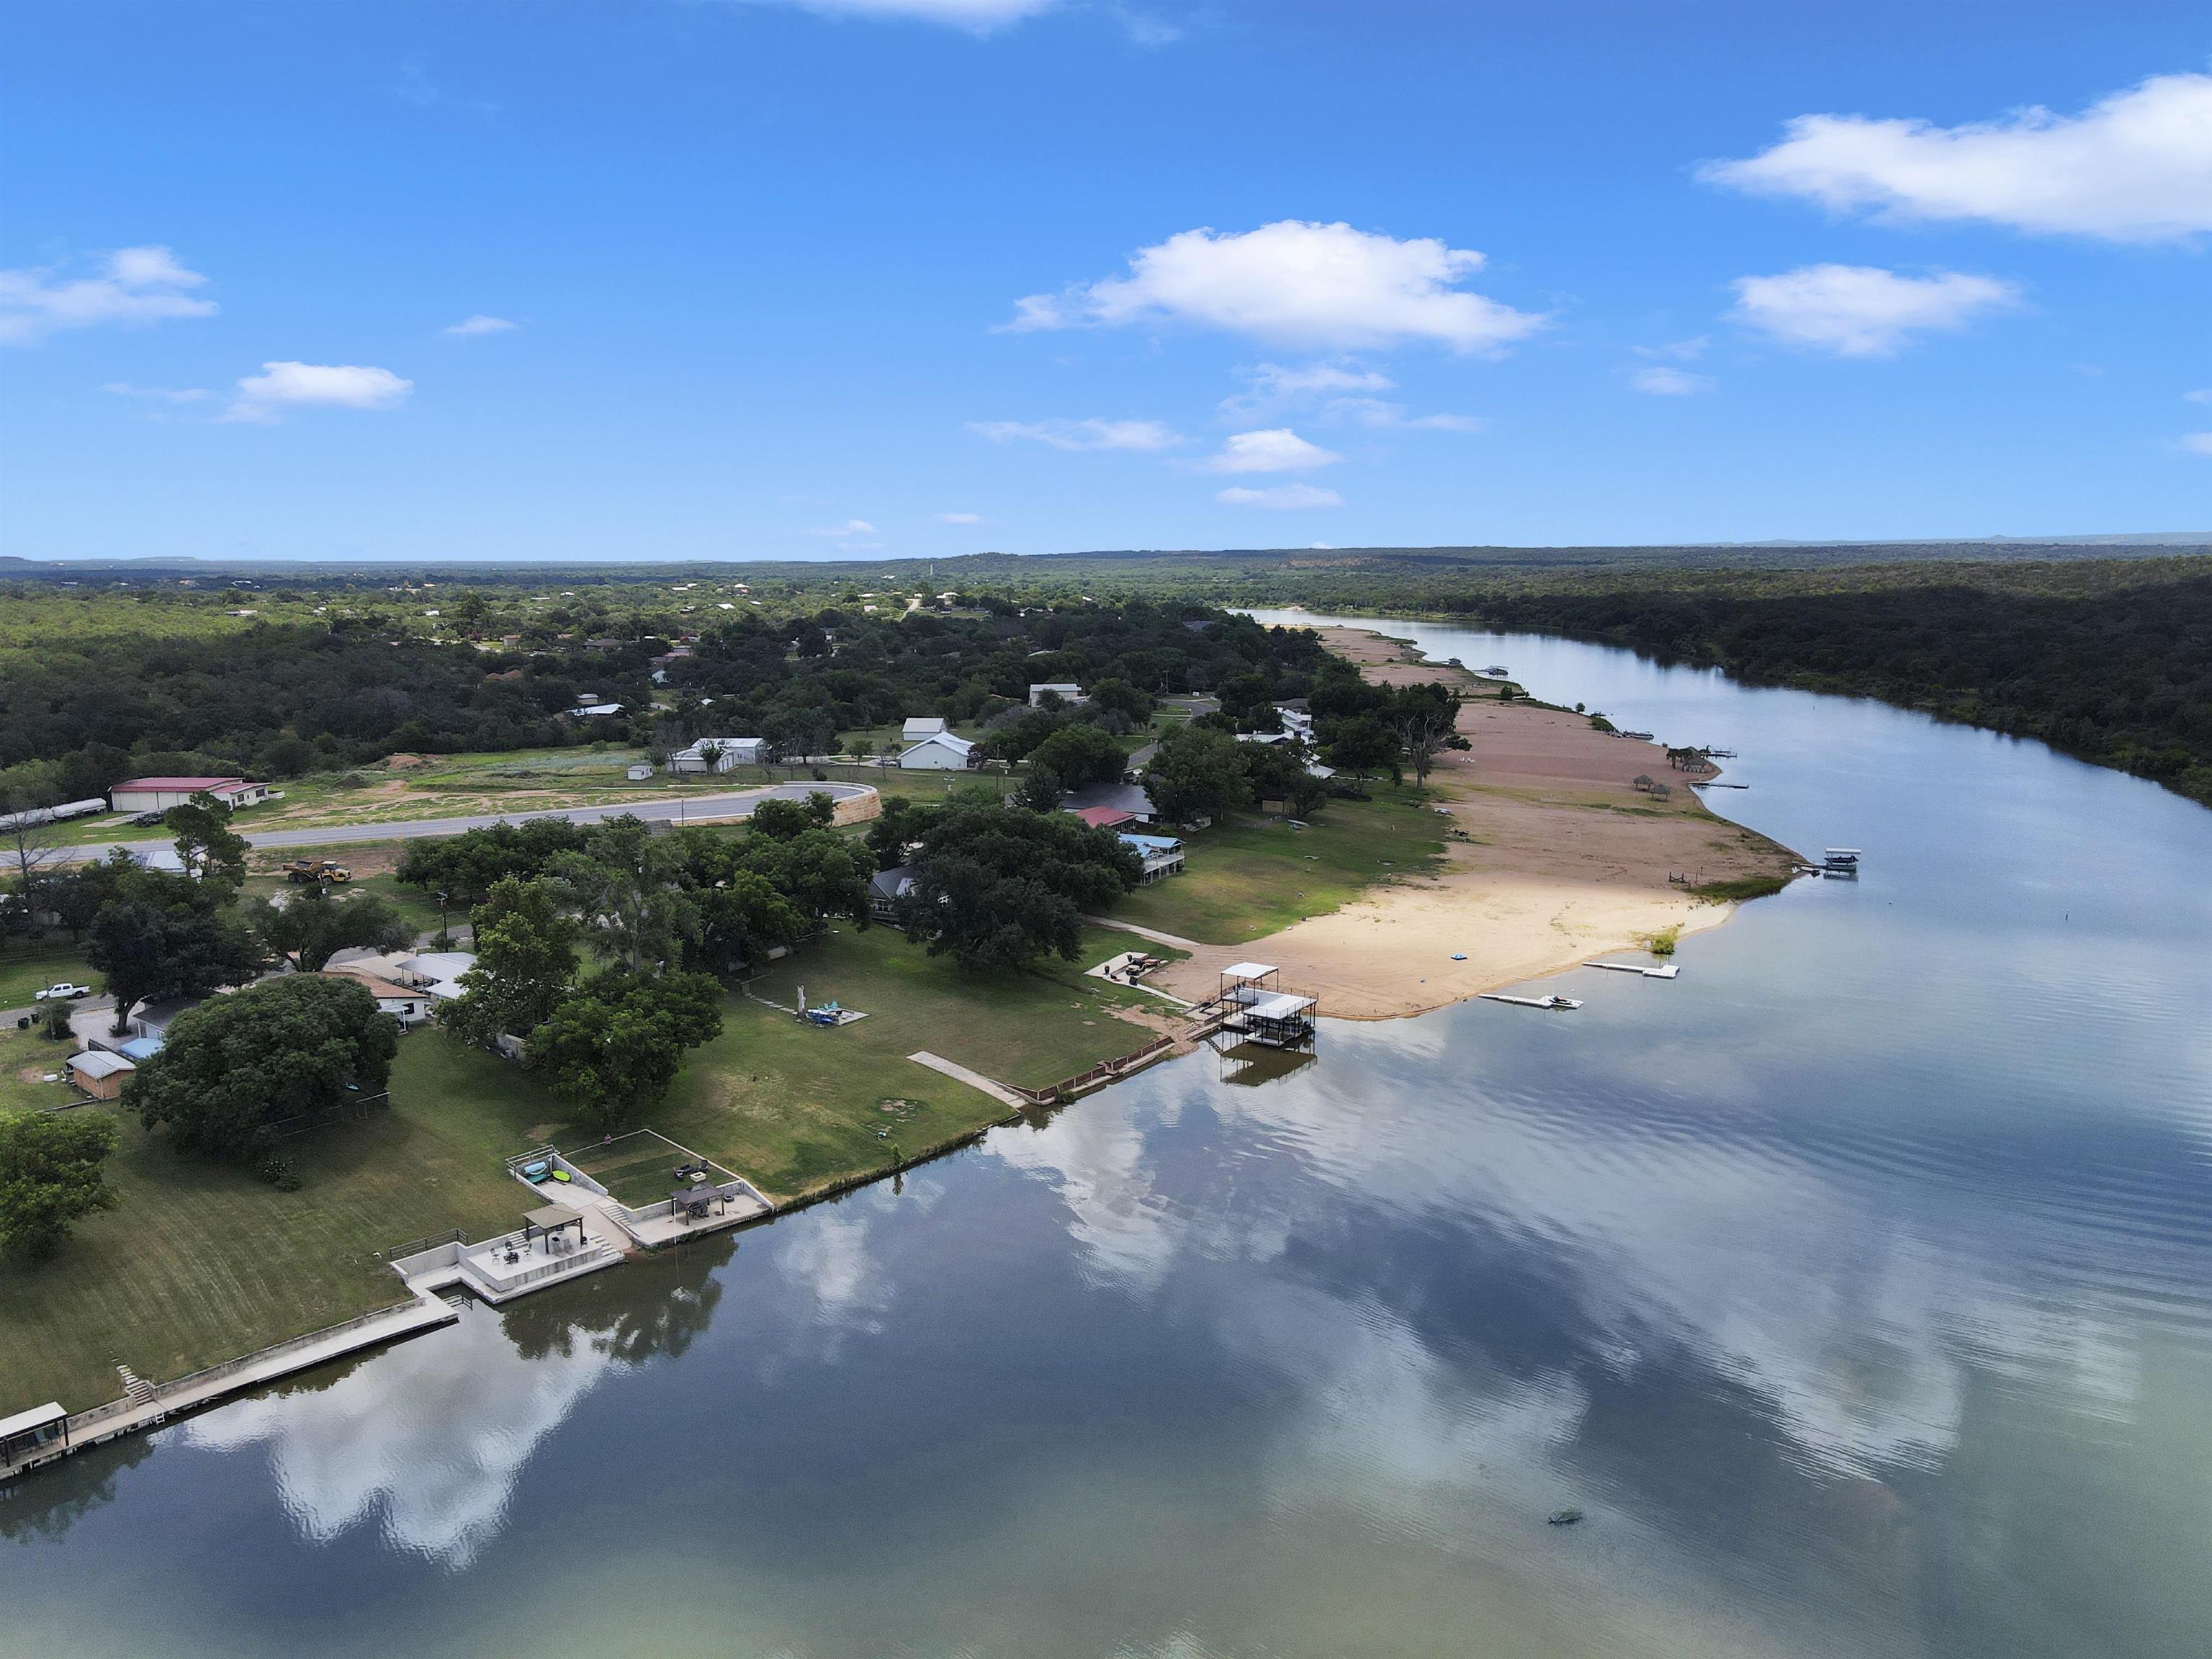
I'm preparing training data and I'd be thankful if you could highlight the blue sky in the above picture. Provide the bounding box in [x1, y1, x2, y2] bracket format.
[3, 1, 2207, 563]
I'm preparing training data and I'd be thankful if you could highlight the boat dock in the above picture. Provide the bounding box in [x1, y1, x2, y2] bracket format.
[1479, 992, 1583, 1011]
[1590, 961, 1680, 979]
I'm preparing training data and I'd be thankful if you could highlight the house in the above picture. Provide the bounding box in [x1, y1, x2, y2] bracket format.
[1118, 832, 1184, 883]
[570, 701, 626, 719]
[397, 951, 477, 1002]
[1060, 782, 1157, 824]
[1028, 683, 1087, 707]
[320, 968, 434, 1029]
[1275, 705, 1315, 738]
[108, 776, 271, 813]
[128, 994, 204, 1041]
[66, 1050, 135, 1100]
[670, 737, 768, 773]
[1067, 805, 1136, 831]
[899, 732, 979, 770]
[626, 763, 655, 781]
[901, 716, 948, 742]
[868, 863, 918, 921]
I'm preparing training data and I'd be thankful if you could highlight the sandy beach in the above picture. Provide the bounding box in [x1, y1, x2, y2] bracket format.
[1153, 627, 1799, 1018]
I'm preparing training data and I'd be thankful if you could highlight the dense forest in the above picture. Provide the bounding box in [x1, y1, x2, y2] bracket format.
[0, 587, 1329, 804]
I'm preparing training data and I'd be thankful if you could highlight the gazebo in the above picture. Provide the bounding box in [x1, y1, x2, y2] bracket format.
[523, 1204, 587, 1254]
[671, 1183, 728, 1223]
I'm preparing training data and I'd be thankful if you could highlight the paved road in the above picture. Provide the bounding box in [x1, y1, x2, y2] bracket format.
[63, 782, 878, 863]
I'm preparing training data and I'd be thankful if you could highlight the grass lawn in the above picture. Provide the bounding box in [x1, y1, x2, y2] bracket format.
[1112, 786, 1449, 945]
[646, 922, 1182, 1203]
[0, 939, 99, 1011]
[0, 1035, 557, 1415]
[565, 1130, 737, 1206]
[0, 1021, 82, 1113]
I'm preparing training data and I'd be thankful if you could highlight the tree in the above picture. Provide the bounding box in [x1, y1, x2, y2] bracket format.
[255, 887, 413, 973]
[397, 818, 592, 907]
[163, 794, 250, 892]
[1012, 764, 1064, 814]
[1141, 724, 1250, 826]
[1241, 742, 1329, 819]
[1392, 699, 1460, 788]
[87, 872, 264, 1036]
[0, 1108, 121, 1263]
[526, 969, 723, 1130]
[899, 803, 1139, 971]
[1087, 677, 1155, 726]
[0, 794, 65, 912]
[1026, 723, 1128, 790]
[549, 816, 699, 971]
[728, 827, 871, 927]
[127, 976, 398, 1169]
[444, 876, 583, 1047]
[1320, 716, 1401, 782]
[747, 791, 835, 840]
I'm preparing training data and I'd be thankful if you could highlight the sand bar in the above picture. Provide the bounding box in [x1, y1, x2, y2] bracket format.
[1151, 628, 1799, 1018]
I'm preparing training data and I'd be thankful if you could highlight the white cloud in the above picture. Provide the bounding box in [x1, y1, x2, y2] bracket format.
[2182, 433, 2212, 457]
[1632, 366, 1716, 395]
[103, 382, 213, 403]
[935, 511, 982, 523]
[2186, 389, 2212, 403]
[443, 314, 516, 336]
[1202, 428, 1339, 474]
[1220, 358, 1389, 415]
[1728, 264, 2020, 357]
[1634, 336, 1709, 362]
[224, 361, 413, 422]
[968, 417, 1179, 451]
[751, 0, 1055, 30]
[1216, 484, 1342, 509]
[1009, 220, 1542, 352]
[1328, 398, 1485, 432]
[811, 518, 877, 536]
[1701, 71, 2212, 243]
[0, 244, 216, 346]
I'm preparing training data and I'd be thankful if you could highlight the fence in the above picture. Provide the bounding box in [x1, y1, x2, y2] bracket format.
[379, 1226, 466, 1264]
[1008, 1033, 1179, 1105]
[268, 1091, 390, 1141]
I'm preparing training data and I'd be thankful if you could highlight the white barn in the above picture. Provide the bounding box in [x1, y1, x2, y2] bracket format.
[899, 732, 979, 770]
[901, 716, 948, 742]
[671, 737, 768, 773]
[109, 776, 271, 814]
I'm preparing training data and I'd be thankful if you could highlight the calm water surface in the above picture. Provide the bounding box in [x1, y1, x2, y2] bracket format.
[5, 618, 2209, 1658]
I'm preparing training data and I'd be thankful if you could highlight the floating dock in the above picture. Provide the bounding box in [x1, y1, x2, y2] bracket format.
[1479, 992, 1583, 1011]
[1590, 961, 1680, 979]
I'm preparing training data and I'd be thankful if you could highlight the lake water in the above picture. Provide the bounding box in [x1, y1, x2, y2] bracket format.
[6, 616, 2210, 1658]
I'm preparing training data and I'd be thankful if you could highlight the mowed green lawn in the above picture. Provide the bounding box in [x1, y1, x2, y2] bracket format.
[0, 924, 1181, 1409]
[1112, 787, 1449, 945]
[0, 939, 99, 1011]
[647, 922, 1180, 1203]
[0, 1038, 556, 1415]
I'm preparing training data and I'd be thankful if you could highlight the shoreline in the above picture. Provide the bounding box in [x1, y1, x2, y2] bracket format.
[1152, 626, 1799, 1019]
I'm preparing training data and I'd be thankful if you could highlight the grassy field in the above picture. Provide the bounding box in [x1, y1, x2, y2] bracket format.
[0, 1021, 81, 1113]
[0, 1035, 552, 1414]
[1112, 786, 1449, 944]
[0, 939, 98, 1011]
[565, 1129, 738, 1206]
[643, 922, 1180, 1202]
[0, 922, 1182, 1409]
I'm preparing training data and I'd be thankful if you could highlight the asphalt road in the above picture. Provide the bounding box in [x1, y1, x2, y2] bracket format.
[64, 781, 878, 863]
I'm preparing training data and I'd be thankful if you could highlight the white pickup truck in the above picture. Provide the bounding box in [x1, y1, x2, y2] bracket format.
[33, 983, 93, 1002]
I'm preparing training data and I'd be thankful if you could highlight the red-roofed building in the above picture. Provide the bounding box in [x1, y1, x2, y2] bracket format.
[109, 777, 272, 813]
[1068, 806, 1136, 831]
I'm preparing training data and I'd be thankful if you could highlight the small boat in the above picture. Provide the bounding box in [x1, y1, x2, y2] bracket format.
[521, 1159, 550, 1182]
[1480, 992, 1583, 1011]
[1484, 665, 1511, 676]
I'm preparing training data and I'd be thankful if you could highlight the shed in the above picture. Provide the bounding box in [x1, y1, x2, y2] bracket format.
[1028, 683, 1087, 707]
[869, 863, 918, 920]
[67, 1050, 135, 1100]
[671, 737, 767, 773]
[901, 716, 948, 742]
[108, 776, 271, 813]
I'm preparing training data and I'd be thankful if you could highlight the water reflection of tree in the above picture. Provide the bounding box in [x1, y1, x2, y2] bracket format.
[0, 1434, 153, 1544]
[499, 1233, 737, 1367]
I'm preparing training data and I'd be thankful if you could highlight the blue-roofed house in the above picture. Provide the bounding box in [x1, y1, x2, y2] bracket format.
[1118, 832, 1184, 884]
